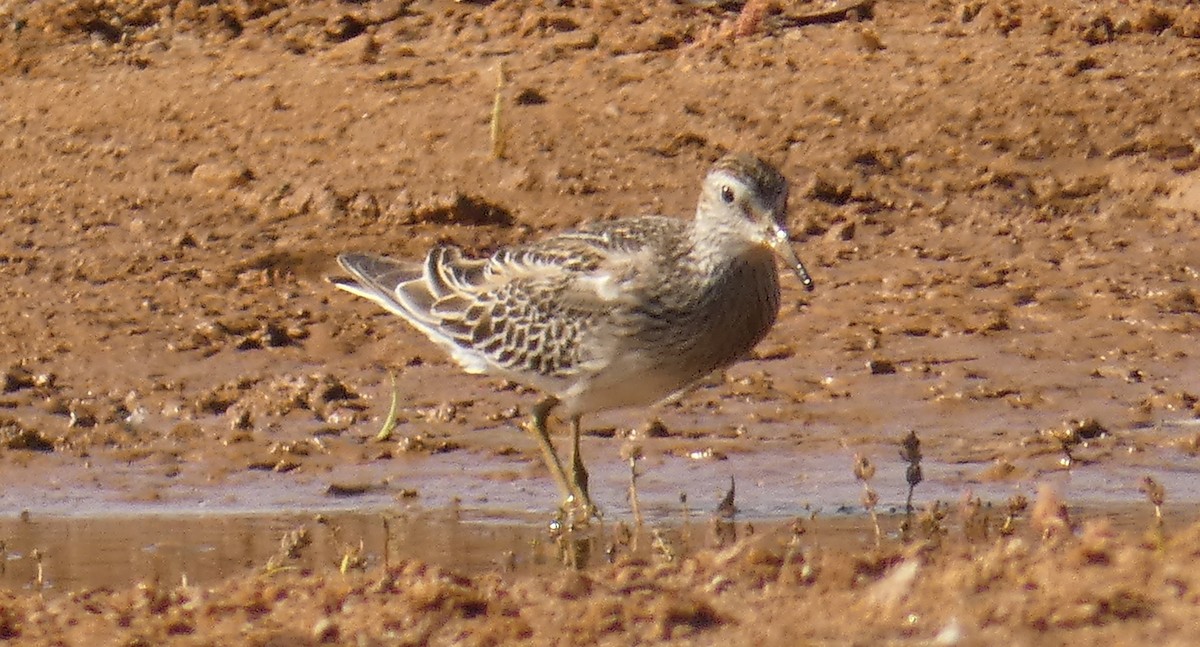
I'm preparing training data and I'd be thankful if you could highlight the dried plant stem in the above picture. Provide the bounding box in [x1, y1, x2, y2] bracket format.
[863, 486, 880, 547]
[374, 371, 400, 442]
[1141, 476, 1166, 529]
[899, 430, 923, 541]
[627, 449, 644, 528]
[776, 518, 806, 585]
[853, 454, 881, 547]
[490, 62, 507, 159]
[32, 549, 44, 589]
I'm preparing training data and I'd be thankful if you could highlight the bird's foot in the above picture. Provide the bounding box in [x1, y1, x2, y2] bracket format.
[555, 493, 601, 530]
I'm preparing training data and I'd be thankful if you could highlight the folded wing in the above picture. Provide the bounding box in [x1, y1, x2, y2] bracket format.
[333, 224, 668, 383]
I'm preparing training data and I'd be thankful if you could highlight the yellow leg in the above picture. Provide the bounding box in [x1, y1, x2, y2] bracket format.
[568, 415, 598, 519]
[523, 397, 574, 506]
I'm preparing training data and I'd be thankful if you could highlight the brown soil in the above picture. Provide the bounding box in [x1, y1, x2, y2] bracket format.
[1, 0, 1199, 643]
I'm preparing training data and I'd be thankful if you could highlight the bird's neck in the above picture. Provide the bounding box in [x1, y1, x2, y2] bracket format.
[687, 215, 759, 279]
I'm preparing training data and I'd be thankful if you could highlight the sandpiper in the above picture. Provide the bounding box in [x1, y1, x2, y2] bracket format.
[332, 153, 814, 517]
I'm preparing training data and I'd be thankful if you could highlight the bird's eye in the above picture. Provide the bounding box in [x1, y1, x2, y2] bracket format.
[720, 186, 735, 204]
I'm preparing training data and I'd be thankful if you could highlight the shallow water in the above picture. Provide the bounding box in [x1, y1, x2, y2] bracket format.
[1, 496, 1187, 592]
[3, 439, 1198, 592]
[0, 510, 545, 591]
[4, 439, 1198, 519]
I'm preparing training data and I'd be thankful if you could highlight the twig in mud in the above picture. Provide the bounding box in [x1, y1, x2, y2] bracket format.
[489, 61, 507, 160]
[374, 371, 401, 442]
[262, 561, 299, 576]
[692, 0, 876, 46]
[381, 515, 391, 570]
[621, 441, 645, 528]
[853, 453, 881, 547]
[678, 492, 692, 552]
[890, 355, 980, 368]
[898, 430, 923, 541]
[777, 0, 876, 28]
[31, 548, 43, 589]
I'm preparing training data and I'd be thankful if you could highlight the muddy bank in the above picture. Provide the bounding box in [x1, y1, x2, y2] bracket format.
[1, 501, 1199, 645]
